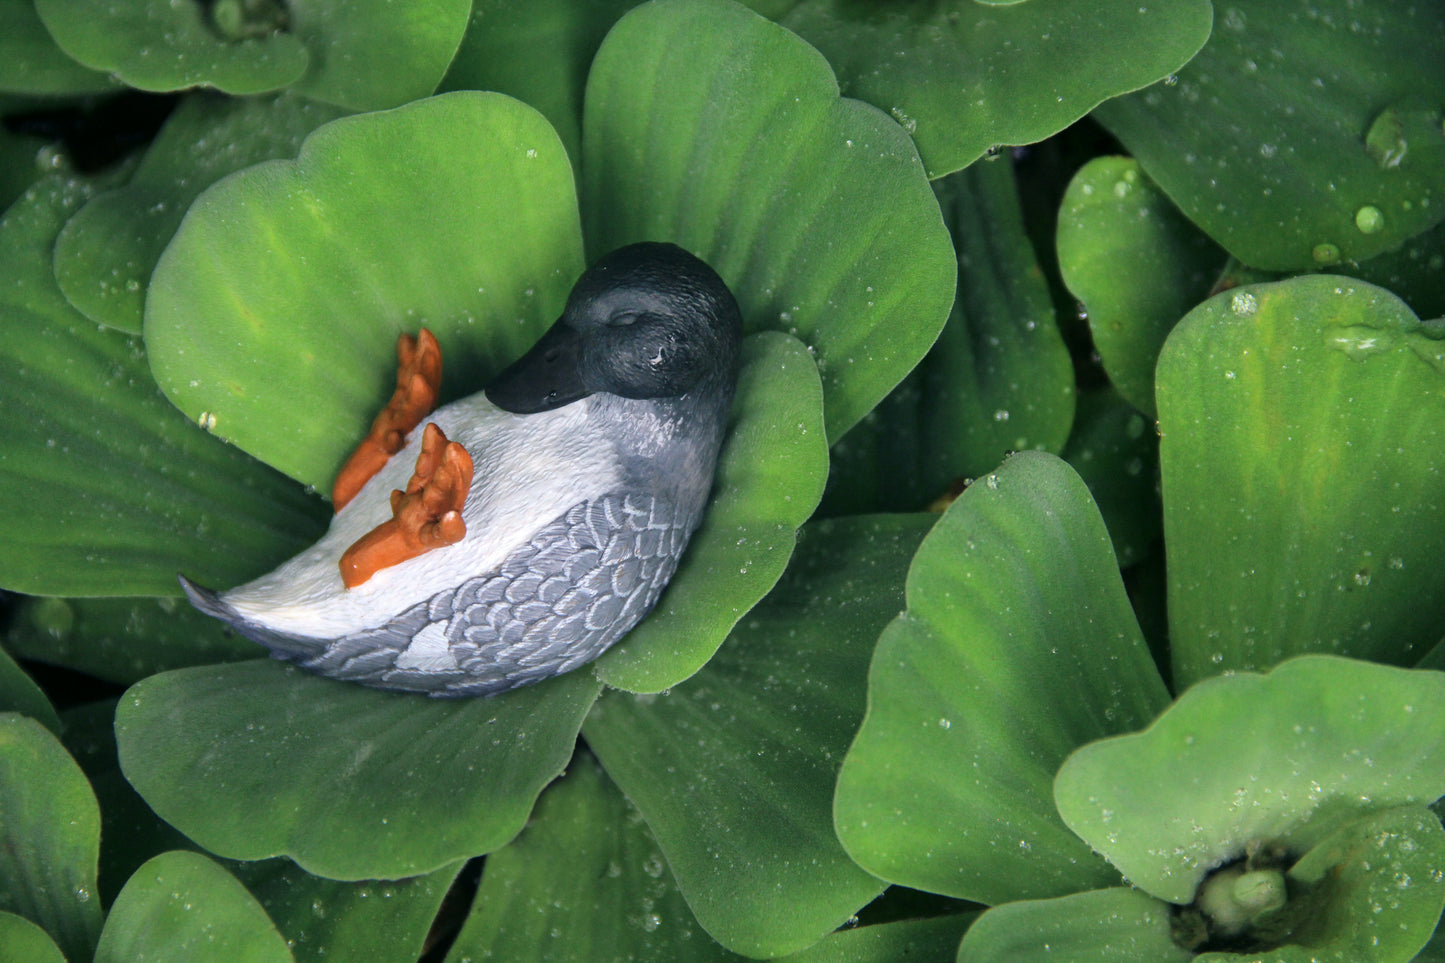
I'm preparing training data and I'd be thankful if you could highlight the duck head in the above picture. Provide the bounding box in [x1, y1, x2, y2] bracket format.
[485, 242, 743, 414]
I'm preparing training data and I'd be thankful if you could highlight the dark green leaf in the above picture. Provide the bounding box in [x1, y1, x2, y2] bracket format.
[116, 660, 600, 880]
[815, 155, 1075, 516]
[0, 713, 102, 961]
[0, 0, 117, 96]
[924, 158, 1075, 474]
[285, 0, 471, 111]
[781, 914, 977, 963]
[1056, 156, 1226, 415]
[1156, 276, 1445, 685]
[445, 753, 738, 962]
[834, 453, 1170, 904]
[0, 175, 329, 596]
[822, 155, 1076, 515]
[1060, 390, 1161, 569]
[754, 0, 1212, 179]
[439, 0, 639, 165]
[1054, 657, 1445, 905]
[586, 514, 934, 956]
[0, 912, 66, 963]
[6, 595, 258, 686]
[1330, 218, 1445, 322]
[145, 91, 585, 490]
[95, 851, 293, 963]
[0, 643, 60, 734]
[59, 700, 193, 906]
[0, 127, 53, 212]
[55, 92, 348, 334]
[956, 889, 1189, 963]
[583, 0, 956, 442]
[1095, 1, 1445, 270]
[233, 858, 463, 963]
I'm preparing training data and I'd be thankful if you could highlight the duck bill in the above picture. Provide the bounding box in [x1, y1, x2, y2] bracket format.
[484, 319, 592, 414]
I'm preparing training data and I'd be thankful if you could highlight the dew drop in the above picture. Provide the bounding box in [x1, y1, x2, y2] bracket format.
[1312, 242, 1341, 264]
[1355, 205, 1385, 234]
[32, 597, 75, 640]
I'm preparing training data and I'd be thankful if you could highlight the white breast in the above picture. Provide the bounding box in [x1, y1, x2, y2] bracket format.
[223, 393, 623, 638]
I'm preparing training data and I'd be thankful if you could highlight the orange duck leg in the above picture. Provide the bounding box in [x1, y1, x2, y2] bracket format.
[339, 422, 474, 588]
[332, 328, 445, 512]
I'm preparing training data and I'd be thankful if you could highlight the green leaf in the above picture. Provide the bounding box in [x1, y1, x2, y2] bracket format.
[95, 851, 293, 963]
[55, 92, 348, 334]
[585, 514, 934, 956]
[1094, 1, 1445, 271]
[0, 912, 66, 963]
[834, 452, 1170, 905]
[36, 0, 310, 96]
[0, 0, 116, 95]
[232, 858, 463, 963]
[956, 889, 1190, 963]
[925, 157, 1075, 473]
[582, 0, 956, 442]
[780, 914, 978, 963]
[439, 0, 639, 165]
[284, 0, 471, 111]
[1056, 156, 1226, 415]
[595, 332, 828, 692]
[445, 753, 737, 963]
[755, 0, 1212, 179]
[115, 660, 600, 880]
[1054, 656, 1445, 905]
[145, 91, 585, 491]
[0, 643, 60, 734]
[34, 0, 470, 109]
[1060, 390, 1161, 570]
[0, 713, 102, 962]
[0, 175, 329, 596]
[6, 596, 258, 686]
[1156, 275, 1445, 685]
[1188, 806, 1445, 963]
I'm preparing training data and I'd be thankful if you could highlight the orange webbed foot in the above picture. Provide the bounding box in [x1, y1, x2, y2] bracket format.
[332, 328, 445, 511]
[339, 423, 474, 589]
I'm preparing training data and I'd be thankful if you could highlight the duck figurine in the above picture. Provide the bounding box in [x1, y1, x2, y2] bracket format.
[181, 242, 742, 697]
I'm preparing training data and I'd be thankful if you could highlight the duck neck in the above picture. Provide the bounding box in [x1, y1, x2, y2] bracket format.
[591, 375, 733, 516]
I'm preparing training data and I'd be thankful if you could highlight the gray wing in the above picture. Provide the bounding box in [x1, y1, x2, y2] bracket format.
[183, 492, 696, 697]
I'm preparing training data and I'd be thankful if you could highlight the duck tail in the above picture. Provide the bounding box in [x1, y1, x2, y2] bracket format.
[178, 574, 236, 621]
[178, 573, 329, 664]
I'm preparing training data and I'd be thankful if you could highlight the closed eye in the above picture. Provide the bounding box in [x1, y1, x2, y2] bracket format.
[607, 311, 640, 327]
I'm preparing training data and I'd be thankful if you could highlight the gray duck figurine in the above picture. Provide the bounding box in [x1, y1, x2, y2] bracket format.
[182, 242, 742, 697]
